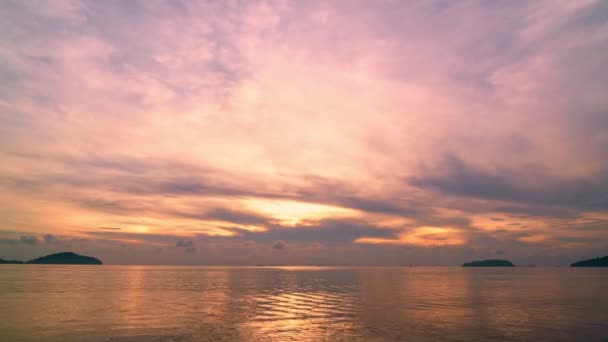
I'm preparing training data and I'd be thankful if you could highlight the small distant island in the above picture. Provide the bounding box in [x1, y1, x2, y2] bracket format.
[0, 252, 102, 265]
[462, 259, 514, 267]
[570, 256, 608, 267]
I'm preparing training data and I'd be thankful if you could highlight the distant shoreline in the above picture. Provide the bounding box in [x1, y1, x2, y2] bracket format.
[2, 254, 607, 267]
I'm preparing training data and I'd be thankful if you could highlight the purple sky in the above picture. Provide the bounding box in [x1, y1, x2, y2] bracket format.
[1, 0, 607, 265]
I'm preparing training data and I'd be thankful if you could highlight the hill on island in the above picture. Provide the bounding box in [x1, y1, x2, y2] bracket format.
[462, 259, 515, 267]
[570, 256, 608, 267]
[0, 252, 102, 265]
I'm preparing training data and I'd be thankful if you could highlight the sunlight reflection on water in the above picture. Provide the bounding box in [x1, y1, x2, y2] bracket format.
[0, 266, 607, 341]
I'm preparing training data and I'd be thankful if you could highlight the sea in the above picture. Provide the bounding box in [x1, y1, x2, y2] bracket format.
[0, 266, 606, 341]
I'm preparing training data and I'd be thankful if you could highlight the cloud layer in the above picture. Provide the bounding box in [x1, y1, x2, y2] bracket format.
[1, 0, 607, 265]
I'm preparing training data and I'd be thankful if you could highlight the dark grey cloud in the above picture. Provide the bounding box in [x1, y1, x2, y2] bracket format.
[0, 238, 18, 245]
[177, 207, 270, 225]
[410, 155, 608, 211]
[292, 175, 425, 216]
[273, 240, 286, 250]
[43, 234, 57, 243]
[78, 198, 143, 215]
[176, 239, 194, 248]
[148, 179, 248, 197]
[410, 156, 533, 202]
[19, 235, 38, 245]
[176, 239, 197, 253]
[494, 203, 579, 219]
[417, 213, 472, 229]
[205, 207, 269, 225]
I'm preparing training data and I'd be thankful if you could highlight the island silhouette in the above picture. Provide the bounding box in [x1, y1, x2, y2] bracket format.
[462, 259, 515, 267]
[0, 252, 102, 265]
[570, 256, 608, 267]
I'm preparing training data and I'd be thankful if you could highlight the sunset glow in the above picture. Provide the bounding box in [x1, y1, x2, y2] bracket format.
[1, 0, 607, 265]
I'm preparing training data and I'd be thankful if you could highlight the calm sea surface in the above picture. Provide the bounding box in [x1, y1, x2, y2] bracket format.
[0, 266, 606, 341]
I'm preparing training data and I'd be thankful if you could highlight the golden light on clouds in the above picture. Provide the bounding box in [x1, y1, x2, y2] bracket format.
[356, 227, 465, 247]
[517, 235, 547, 243]
[242, 199, 359, 226]
[131, 225, 150, 234]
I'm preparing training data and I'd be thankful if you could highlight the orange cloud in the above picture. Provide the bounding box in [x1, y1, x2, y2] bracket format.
[356, 227, 465, 247]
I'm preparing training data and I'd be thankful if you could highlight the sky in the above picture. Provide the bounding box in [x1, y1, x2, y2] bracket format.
[1, 0, 607, 266]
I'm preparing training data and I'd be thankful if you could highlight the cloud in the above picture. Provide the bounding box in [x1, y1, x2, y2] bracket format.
[176, 239, 194, 248]
[19, 235, 38, 245]
[176, 238, 197, 253]
[181, 207, 270, 225]
[43, 234, 57, 243]
[0, 238, 18, 245]
[240, 219, 398, 245]
[410, 155, 608, 211]
[273, 240, 286, 250]
[0, 0, 607, 265]
[84, 231, 170, 241]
